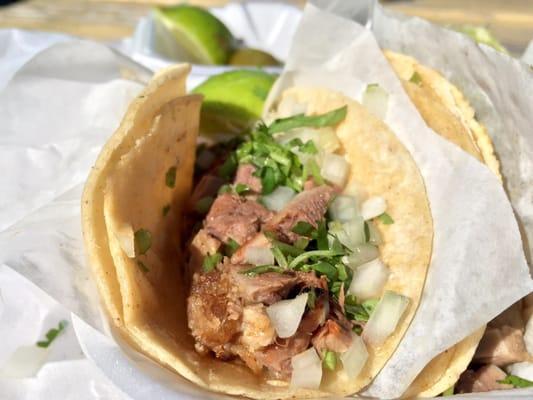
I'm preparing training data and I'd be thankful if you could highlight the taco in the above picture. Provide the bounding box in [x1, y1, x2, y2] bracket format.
[384, 51, 502, 398]
[82, 64, 433, 397]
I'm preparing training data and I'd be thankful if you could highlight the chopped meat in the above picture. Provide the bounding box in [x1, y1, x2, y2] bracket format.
[456, 365, 513, 393]
[312, 319, 353, 355]
[205, 194, 273, 245]
[299, 295, 329, 334]
[255, 333, 311, 379]
[188, 229, 221, 274]
[312, 301, 353, 355]
[187, 269, 242, 357]
[231, 233, 270, 265]
[474, 325, 530, 366]
[303, 179, 317, 191]
[265, 185, 336, 243]
[189, 174, 225, 209]
[240, 304, 276, 351]
[234, 164, 262, 193]
[227, 263, 327, 305]
[490, 302, 525, 331]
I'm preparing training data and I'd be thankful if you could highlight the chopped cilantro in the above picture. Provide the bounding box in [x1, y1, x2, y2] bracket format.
[300, 140, 318, 155]
[224, 238, 240, 256]
[409, 71, 423, 85]
[165, 166, 177, 188]
[309, 261, 338, 282]
[294, 237, 310, 250]
[134, 229, 152, 255]
[202, 252, 222, 273]
[345, 296, 379, 322]
[137, 260, 149, 273]
[378, 212, 394, 225]
[441, 386, 454, 396]
[291, 221, 315, 236]
[195, 196, 214, 214]
[218, 153, 238, 179]
[240, 265, 284, 276]
[268, 106, 348, 134]
[271, 245, 288, 269]
[162, 204, 171, 216]
[337, 263, 348, 281]
[288, 249, 343, 270]
[235, 183, 251, 195]
[322, 350, 338, 371]
[306, 159, 324, 186]
[36, 320, 68, 348]
[499, 375, 533, 388]
[315, 220, 329, 250]
[218, 184, 232, 194]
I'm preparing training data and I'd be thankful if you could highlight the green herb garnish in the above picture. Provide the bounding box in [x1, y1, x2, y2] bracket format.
[195, 196, 214, 214]
[137, 260, 149, 273]
[409, 71, 423, 85]
[345, 296, 379, 322]
[224, 238, 240, 256]
[499, 375, 533, 388]
[202, 252, 222, 273]
[36, 320, 68, 348]
[165, 166, 177, 188]
[323, 351, 338, 371]
[218, 184, 233, 194]
[268, 106, 348, 134]
[162, 204, 171, 216]
[300, 140, 318, 155]
[235, 183, 251, 195]
[378, 212, 394, 225]
[306, 159, 324, 186]
[441, 386, 454, 396]
[291, 221, 315, 236]
[218, 153, 238, 179]
[288, 249, 343, 270]
[134, 228, 152, 255]
[271, 246, 288, 269]
[308, 261, 338, 282]
[240, 265, 284, 276]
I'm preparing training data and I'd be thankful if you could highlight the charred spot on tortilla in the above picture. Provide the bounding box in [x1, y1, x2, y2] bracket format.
[165, 165, 177, 188]
[134, 228, 152, 255]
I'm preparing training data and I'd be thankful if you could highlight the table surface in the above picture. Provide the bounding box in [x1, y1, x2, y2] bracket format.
[0, 0, 532, 54]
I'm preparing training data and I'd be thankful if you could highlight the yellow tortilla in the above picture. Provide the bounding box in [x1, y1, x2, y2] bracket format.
[83, 68, 433, 398]
[385, 50, 502, 398]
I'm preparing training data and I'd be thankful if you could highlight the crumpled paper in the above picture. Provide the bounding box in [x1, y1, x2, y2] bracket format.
[1, 1, 533, 399]
[269, 1, 533, 398]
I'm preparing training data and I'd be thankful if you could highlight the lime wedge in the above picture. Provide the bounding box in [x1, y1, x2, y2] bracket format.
[192, 70, 277, 134]
[154, 5, 236, 65]
[229, 48, 282, 67]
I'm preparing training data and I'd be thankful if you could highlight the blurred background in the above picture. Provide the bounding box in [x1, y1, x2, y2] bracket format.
[0, 0, 532, 56]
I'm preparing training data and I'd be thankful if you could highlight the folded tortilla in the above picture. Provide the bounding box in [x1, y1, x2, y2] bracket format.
[82, 65, 433, 397]
[384, 50, 501, 398]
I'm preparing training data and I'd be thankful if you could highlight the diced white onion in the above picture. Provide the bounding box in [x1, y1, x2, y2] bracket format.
[1, 345, 49, 378]
[320, 153, 349, 187]
[277, 127, 318, 145]
[317, 127, 341, 153]
[244, 246, 275, 266]
[113, 223, 135, 258]
[366, 221, 382, 245]
[362, 84, 389, 120]
[348, 259, 390, 300]
[361, 196, 387, 221]
[363, 291, 409, 346]
[343, 244, 379, 268]
[340, 334, 368, 380]
[290, 347, 323, 390]
[261, 186, 296, 212]
[266, 292, 308, 339]
[329, 195, 359, 223]
[507, 362, 533, 382]
[341, 217, 366, 248]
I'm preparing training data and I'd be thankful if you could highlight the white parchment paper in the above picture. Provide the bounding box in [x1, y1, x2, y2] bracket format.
[2, 1, 533, 398]
[269, 2, 533, 398]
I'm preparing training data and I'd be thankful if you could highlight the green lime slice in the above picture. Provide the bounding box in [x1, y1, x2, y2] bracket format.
[192, 69, 277, 134]
[229, 48, 282, 67]
[154, 5, 236, 65]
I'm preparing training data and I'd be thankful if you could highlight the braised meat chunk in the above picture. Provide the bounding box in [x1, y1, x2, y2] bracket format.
[265, 185, 336, 243]
[205, 194, 273, 245]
